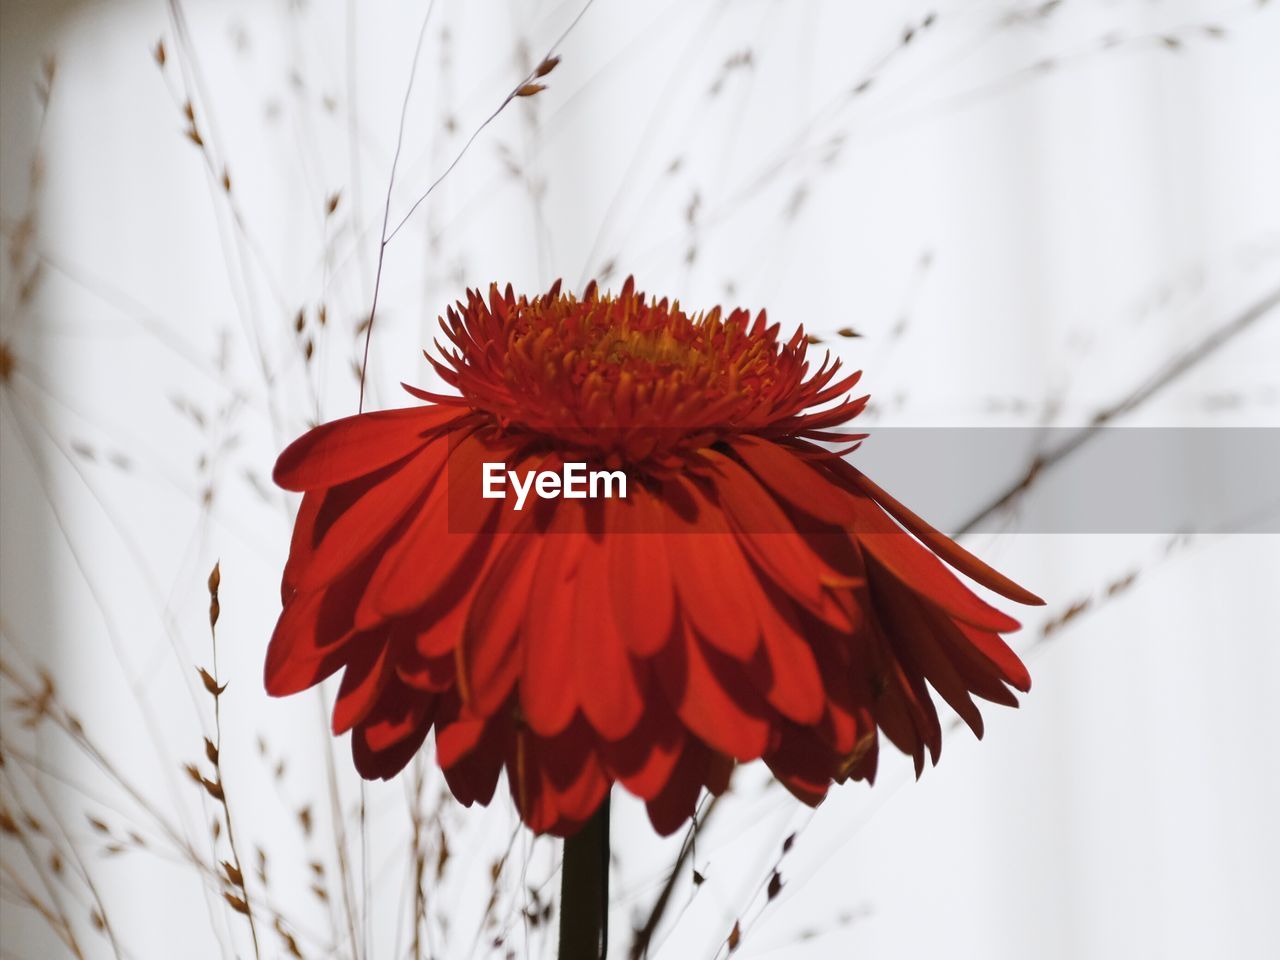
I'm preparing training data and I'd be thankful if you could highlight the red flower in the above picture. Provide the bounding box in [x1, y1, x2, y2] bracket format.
[267, 278, 1042, 837]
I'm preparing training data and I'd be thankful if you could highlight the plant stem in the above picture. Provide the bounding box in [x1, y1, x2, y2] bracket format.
[559, 792, 610, 960]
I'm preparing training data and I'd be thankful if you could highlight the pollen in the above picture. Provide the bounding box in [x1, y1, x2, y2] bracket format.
[420, 277, 868, 465]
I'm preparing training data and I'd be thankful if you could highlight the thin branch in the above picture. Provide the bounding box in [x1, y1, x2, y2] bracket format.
[358, 0, 599, 411]
[356, 0, 440, 413]
[629, 795, 718, 960]
[204, 564, 263, 959]
[317, 689, 362, 960]
[956, 283, 1280, 533]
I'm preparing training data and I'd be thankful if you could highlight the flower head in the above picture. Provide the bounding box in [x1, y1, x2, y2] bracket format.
[267, 279, 1042, 836]
[421, 276, 864, 464]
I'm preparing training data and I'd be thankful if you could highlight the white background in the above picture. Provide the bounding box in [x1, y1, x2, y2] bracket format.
[1, 0, 1278, 957]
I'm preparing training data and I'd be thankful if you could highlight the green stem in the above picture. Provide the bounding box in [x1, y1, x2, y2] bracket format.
[558, 792, 610, 960]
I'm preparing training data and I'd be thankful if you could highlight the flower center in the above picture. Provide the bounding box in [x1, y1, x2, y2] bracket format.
[430, 278, 865, 465]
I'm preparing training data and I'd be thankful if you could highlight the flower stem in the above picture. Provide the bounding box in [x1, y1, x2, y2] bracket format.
[558, 792, 610, 960]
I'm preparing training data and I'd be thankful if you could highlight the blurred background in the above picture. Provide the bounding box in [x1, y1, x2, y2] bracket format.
[1, 0, 1278, 957]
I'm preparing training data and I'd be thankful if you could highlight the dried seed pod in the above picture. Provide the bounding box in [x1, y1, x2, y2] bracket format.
[767, 871, 782, 900]
[197, 667, 225, 697]
[222, 860, 245, 888]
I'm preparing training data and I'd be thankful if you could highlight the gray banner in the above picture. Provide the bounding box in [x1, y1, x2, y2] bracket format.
[853, 427, 1279, 534]
[443, 427, 1280, 534]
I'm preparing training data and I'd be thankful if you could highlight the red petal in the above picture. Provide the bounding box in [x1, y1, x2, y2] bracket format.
[575, 531, 644, 740]
[520, 507, 586, 738]
[645, 741, 709, 837]
[332, 639, 393, 735]
[801, 622, 865, 755]
[459, 534, 544, 716]
[663, 478, 760, 661]
[412, 581, 474, 659]
[953, 619, 1031, 693]
[441, 716, 507, 807]
[908, 603, 1031, 699]
[356, 435, 520, 625]
[705, 751, 735, 796]
[729, 435, 854, 526]
[281, 492, 323, 601]
[541, 721, 610, 827]
[360, 684, 435, 753]
[281, 476, 384, 603]
[815, 477, 1024, 634]
[700, 450, 844, 627]
[352, 693, 433, 780]
[263, 619, 347, 696]
[508, 730, 558, 834]
[265, 569, 372, 696]
[608, 488, 676, 657]
[831, 459, 1044, 606]
[405, 492, 544, 661]
[395, 645, 456, 692]
[600, 707, 686, 801]
[653, 623, 771, 762]
[870, 566, 986, 738]
[297, 442, 449, 592]
[861, 609, 941, 772]
[437, 716, 486, 769]
[766, 725, 834, 805]
[745, 582, 825, 726]
[273, 405, 462, 491]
